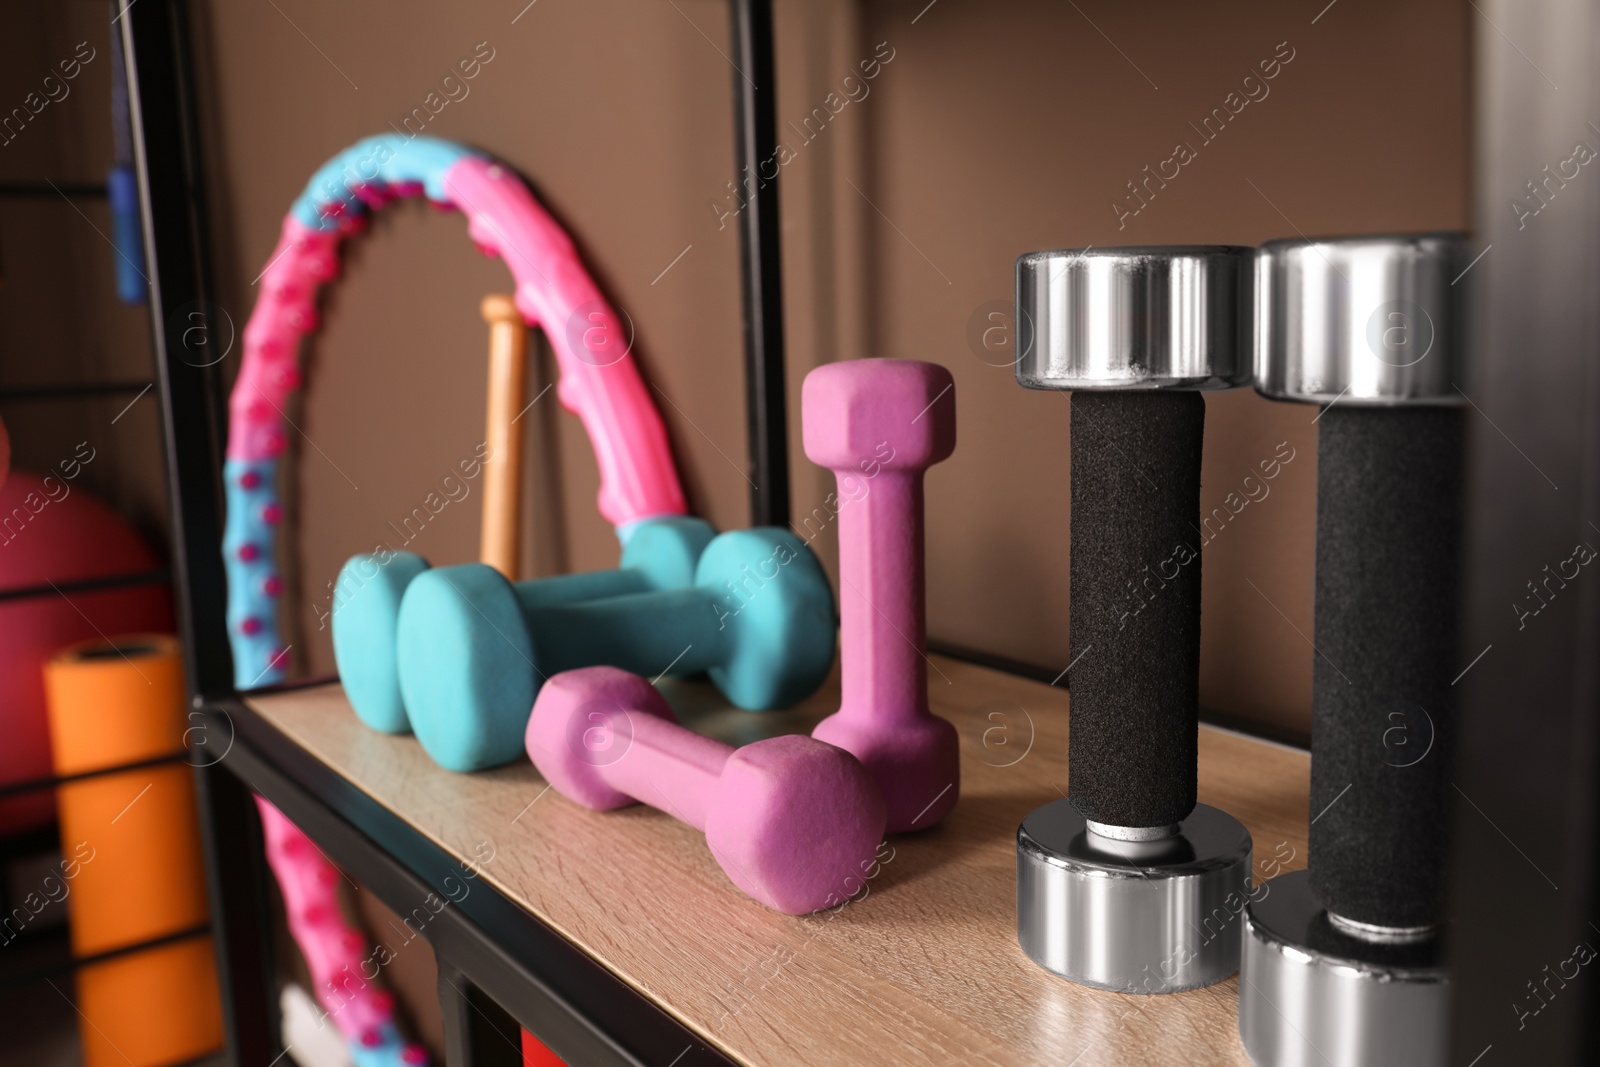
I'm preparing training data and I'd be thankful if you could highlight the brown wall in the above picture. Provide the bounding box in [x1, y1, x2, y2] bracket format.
[192, 0, 1470, 740]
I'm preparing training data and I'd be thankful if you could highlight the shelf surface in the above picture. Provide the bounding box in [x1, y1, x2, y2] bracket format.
[247, 656, 1310, 1066]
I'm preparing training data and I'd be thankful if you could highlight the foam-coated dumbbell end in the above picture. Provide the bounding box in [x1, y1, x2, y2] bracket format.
[332, 551, 430, 734]
[527, 667, 887, 915]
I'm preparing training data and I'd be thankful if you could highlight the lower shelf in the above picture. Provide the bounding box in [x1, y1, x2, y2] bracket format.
[246, 655, 1310, 1066]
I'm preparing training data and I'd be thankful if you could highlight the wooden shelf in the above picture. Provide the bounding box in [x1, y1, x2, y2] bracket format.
[247, 656, 1310, 1066]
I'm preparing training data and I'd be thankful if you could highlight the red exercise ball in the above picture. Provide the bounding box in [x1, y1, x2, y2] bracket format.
[522, 1029, 567, 1067]
[0, 469, 173, 834]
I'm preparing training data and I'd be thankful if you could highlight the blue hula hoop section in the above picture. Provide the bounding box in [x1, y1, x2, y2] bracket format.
[291, 135, 481, 231]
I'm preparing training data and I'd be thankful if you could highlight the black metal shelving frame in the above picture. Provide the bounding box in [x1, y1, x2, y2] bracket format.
[729, 0, 790, 530]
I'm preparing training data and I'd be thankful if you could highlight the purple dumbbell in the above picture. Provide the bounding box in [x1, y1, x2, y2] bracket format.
[802, 359, 959, 832]
[525, 666, 887, 915]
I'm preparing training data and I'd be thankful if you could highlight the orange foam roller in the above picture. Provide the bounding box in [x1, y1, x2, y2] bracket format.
[44, 634, 223, 1067]
[76, 937, 223, 1067]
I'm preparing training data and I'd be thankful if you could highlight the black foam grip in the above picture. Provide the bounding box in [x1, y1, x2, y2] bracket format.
[1068, 391, 1203, 828]
[1310, 406, 1462, 929]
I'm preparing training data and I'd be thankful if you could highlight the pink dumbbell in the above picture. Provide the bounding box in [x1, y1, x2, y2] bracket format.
[803, 358, 959, 832]
[525, 666, 887, 915]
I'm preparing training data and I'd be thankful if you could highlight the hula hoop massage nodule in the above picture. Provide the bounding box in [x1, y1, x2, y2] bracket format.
[223, 134, 694, 1067]
[223, 134, 687, 691]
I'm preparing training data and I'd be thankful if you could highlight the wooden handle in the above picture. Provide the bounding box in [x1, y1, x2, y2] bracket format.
[480, 294, 527, 578]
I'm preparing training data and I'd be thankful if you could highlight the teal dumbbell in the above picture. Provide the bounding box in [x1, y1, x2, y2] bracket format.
[394, 527, 838, 772]
[331, 515, 715, 735]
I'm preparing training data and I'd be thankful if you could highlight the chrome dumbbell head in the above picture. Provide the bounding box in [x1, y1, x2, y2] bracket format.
[1240, 871, 1448, 1067]
[1254, 232, 1469, 405]
[1017, 799, 1253, 993]
[1015, 245, 1253, 391]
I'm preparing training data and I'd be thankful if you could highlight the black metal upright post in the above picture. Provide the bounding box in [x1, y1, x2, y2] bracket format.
[1450, 1, 1600, 1064]
[121, 2, 278, 1064]
[728, 0, 790, 529]
[120, 0, 234, 704]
